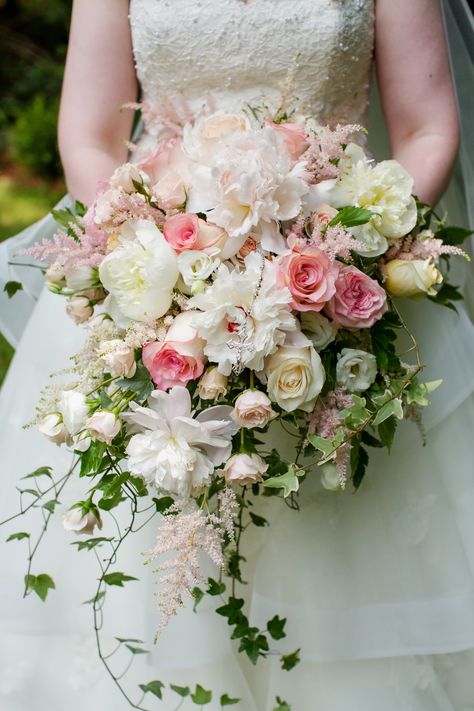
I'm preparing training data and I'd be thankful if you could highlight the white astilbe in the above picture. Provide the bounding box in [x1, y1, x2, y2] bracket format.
[149, 501, 226, 637]
[218, 487, 238, 541]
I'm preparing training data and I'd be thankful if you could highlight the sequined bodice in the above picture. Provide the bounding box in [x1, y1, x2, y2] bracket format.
[129, 0, 375, 126]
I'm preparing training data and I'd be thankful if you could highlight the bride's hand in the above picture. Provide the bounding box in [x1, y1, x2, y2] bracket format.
[58, 0, 137, 205]
[375, 0, 459, 207]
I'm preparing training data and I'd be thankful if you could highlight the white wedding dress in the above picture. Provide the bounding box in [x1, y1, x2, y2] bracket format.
[2, 1, 474, 709]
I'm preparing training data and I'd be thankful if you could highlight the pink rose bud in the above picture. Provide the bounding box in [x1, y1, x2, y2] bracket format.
[266, 120, 309, 160]
[153, 172, 187, 210]
[45, 262, 66, 286]
[85, 411, 121, 444]
[163, 213, 227, 253]
[276, 246, 338, 312]
[324, 264, 388, 329]
[62, 507, 103, 536]
[312, 203, 338, 225]
[66, 296, 93, 324]
[231, 390, 277, 429]
[223, 453, 268, 485]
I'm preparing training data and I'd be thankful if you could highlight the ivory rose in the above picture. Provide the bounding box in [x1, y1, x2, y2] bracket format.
[223, 453, 268, 485]
[231, 390, 277, 429]
[142, 311, 205, 390]
[109, 163, 149, 192]
[99, 339, 137, 378]
[37, 414, 70, 445]
[324, 264, 387, 329]
[86, 411, 121, 444]
[153, 173, 186, 210]
[198, 368, 228, 400]
[163, 214, 227, 253]
[384, 258, 443, 298]
[276, 245, 338, 312]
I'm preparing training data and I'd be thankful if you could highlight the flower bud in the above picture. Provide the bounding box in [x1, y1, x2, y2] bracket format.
[37, 413, 70, 445]
[62, 506, 102, 535]
[223, 453, 268, 485]
[65, 265, 99, 291]
[231, 390, 277, 429]
[99, 339, 137, 378]
[198, 367, 228, 400]
[385, 258, 443, 298]
[66, 296, 93, 324]
[86, 411, 121, 444]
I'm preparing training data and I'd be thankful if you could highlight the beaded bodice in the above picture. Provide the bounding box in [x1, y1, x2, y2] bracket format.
[129, 0, 375, 127]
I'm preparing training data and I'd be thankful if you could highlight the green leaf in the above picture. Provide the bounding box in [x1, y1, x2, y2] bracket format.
[116, 637, 144, 644]
[25, 573, 55, 602]
[216, 597, 246, 625]
[307, 434, 334, 458]
[192, 586, 204, 611]
[80, 440, 106, 477]
[207, 578, 226, 596]
[239, 633, 269, 664]
[372, 398, 403, 426]
[139, 680, 164, 699]
[71, 537, 113, 552]
[153, 496, 174, 513]
[103, 572, 138, 587]
[125, 644, 149, 655]
[191, 684, 212, 705]
[437, 225, 473, 246]
[42, 499, 60, 514]
[428, 281, 464, 311]
[267, 615, 287, 640]
[170, 684, 191, 697]
[22, 466, 52, 480]
[340, 395, 371, 430]
[273, 698, 291, 711]
[74, 200, 87, 217]
[82, 591, 106, 606]
[361, 431, 384, 448]
[378, 416, 397, 449]
[352, 443, 369, 490]
[117, 363, 153, 400]
[280, 648, 301, 671]
[52, 207, 78, 229]
[406, 379, 442, 407]
[329, 206, 373, 228]
[6, 532, 30, 542]
[4, 280, 23, 298]
[263, 464, 305, 497]
[249, 512, 268, 528]
[220, 693, 240, 706]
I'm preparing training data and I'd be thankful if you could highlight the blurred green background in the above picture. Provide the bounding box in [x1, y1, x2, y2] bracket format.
[0, 0, 71, 384]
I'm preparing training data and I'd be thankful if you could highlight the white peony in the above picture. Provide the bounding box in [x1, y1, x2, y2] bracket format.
[336, 348, 377, 393]
[350, 222, 389, 258]
[99, 220, 179, 324]
[185, 124, 308, 251]
[300, 311, 338, 351]
[188, 251, 297, 375]
[330, 144, 417, 242]
[124, 386, 238, 497]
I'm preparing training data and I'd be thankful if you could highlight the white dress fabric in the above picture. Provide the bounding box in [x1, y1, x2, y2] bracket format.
[2, 1, 474, 709]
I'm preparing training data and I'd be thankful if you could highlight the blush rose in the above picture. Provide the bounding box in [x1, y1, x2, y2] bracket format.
[277, 245, 338, 312]
[324, 264, 388, 329]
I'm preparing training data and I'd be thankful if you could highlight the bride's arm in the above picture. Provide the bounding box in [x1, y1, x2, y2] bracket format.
[375, 0, 459, 206]
[58, 0, 137, 205]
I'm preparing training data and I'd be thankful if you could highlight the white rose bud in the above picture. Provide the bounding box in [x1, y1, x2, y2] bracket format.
[223, 453, 268, 485]
[385, 258, 443, 298]
[62, 507, 103, 535]
[198, 367, 228, 400]
[66, 296, 93, 324]
[99, 339, 137, 378]
[320, 463, 343, 491]
[109, 163, 149, 193]
[153, 172, 187, 210]
[231, 390, 277, 429]
[45, 262, 66, 286]
[65, 264, 99, 291]
[300, 311, 337, 351]
[336, 348, 377, 393]
[86, 411, 121, 444]
[60, 390, 89, 437]
[37, 413, 70, 445]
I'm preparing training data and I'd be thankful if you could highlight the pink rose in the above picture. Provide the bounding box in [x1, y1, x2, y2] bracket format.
[312, 203, 338, 225]
[153, 172, 186, 210]
[137, 137, 186, 184]
[142, 311, 205, 390]
[231, 390, 277, 429]
[223, 453, 268, 485]
[277, 246, 338, 312]
[266, 121, 309, 160]
[164, 214, 227, 253]
[324, 264, 388, 329]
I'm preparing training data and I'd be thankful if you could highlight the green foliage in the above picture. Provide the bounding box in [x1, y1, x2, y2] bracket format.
[267, 615, 287, 640]
[191, 684, 213, 705]
[139, 680, 164, 699]
[263, 464, 305, 497]
[280, 648, 301, 672]
[71, 537, 113, 552]
[102, 572, 138, 588]
[11, 95, 61, 177]
[220, 693, 240, 706]
[4, 280, 23, 298]
[436, 225, 473, 246]
[207, 578, 226, 596]
[24, 573, 55, 601]
[273, 698, 291, 711]
[428, 282, 464, 311]
[329, 206, 373, 228]
[6, 531, 30, 542]
[80, 441, 107, 477]
[170, 684, 191, 698]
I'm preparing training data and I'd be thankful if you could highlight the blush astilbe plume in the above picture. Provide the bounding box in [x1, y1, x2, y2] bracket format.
[302, 123, 363, 182]
[20, 224, 109, 271]
[384, 232, 469, 262]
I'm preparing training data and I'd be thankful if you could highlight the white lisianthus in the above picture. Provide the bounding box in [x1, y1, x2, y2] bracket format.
[59, 390, 89, 436]
[265, 332, 325, 412]
[37, 413, 70, 445]
[99, 339, 137, 378]
[86, 411, 121, 444]
[330, 144, 417, 241]
[188, 251, 297, 375]
[300, 311, 338, 351]
[385, 258, 443, 298]
[185, 124, 308, 250]
[177, 249, 221, 290]
[99, 220, 179, 323]
[336, 348, 377, 393]
[123, 386, 238, 497]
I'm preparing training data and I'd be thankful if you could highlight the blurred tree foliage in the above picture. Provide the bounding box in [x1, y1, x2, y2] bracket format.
[0, 0, 71, 177]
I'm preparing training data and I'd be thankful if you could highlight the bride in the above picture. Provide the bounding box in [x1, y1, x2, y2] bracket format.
[1, 1, 474, 709]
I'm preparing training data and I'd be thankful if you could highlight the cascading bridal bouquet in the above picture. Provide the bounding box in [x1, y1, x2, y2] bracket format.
[2, 104, 471, 710]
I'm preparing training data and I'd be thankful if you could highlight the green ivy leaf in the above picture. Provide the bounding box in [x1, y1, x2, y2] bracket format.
[207, 578, 226, 596]
[280, 648, 301, 672]
[239, 633, 269, 664]
[340, 395, 371, 430]
[42, 499, 60, 514]
[307, 434, 335, 458]
[22, 466, 52, 480]
[24, 573, 55, 602]
[249, 512, 268, 528]
[216, 597, 245, 625]
[4, 280, 23, 298]
[361, 431, 384, 448]
[170, 684, 191, 697]
[267, 615, 287, 641]
[378, 416, 398, 449]
[406, 379, 442, 407]
[191, 684, 212, 705]
[80, 440, 106, 477]
[263, 464, 305, 497]
[125, 644, 148, 655]
[153, 496, 175, 513]
[82, 590, 106, 606]
[71, 537, 113, 552]
[139, 680, 164, 699]
[192, 586, 205, 611]
[273, 698, 291, 711]
[6, 532, 30, 542]
[220, 693, 240, 706]
[372, 398, 403, 426]
[329, 206, 373, 228]
[102, 572, 138, 587]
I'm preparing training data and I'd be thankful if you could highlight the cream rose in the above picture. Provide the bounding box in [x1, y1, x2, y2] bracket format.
[385, 258, 443, 298]
[336, 348, 377, 393]
[198, 367, 228, 400]
[37, 413, 70, 445]
[223, 453, 268, 485]
[66, 296, 93, 324]
[109, 163, 149, 193]
[231, 390, 277, 429]
[86, 411, 121, 444]
[265, 337, 325, 412]
[99, 339, 137, 378]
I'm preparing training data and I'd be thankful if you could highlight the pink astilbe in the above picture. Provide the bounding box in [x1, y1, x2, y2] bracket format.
[95, 191, 165, 232]
[124, 97, 197, 140]
[385, 232, 468, 263]
[149, 501, 227, 637]
[21, 224, 109, 271]
[286, 217, 364, 261]
[307, 388, 354, 479]
[302, 123, 363, 182]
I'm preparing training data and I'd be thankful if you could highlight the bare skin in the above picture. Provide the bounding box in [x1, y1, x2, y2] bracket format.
[59, 0, 459, 207]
